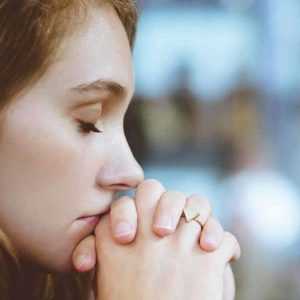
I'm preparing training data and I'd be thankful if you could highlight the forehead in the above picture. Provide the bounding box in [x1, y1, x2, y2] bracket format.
[38, 3, 134, 97]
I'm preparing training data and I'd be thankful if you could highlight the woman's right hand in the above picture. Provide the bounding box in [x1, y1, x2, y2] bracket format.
[92, 179, 241, 300]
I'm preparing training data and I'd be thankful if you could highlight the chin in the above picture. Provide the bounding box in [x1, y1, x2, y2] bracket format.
[37, 255, 77, 274]
[55, 260, 77, 274]
[29, 244, 78, 274]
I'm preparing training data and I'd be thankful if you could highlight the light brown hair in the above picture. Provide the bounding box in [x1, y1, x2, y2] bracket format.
[0, 1, 137, 299]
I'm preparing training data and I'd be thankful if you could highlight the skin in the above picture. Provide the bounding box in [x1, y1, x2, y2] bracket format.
[93, 180, 240, 300]
[0, 2, 143, 273]
[0, 2, 239, 299]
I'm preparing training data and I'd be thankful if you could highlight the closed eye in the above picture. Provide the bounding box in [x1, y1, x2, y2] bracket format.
[77, 120, 103, 134]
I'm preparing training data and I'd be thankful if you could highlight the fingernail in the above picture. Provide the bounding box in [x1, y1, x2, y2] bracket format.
[204, 236, 218, 249]
[114, 221, 134, 237]
[77, 254, 91, 271]
[154, 216, 174, 231]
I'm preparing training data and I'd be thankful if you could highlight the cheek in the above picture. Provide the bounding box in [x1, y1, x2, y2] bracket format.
[0, 103, 82, 213]
[0, 102, 102, 269]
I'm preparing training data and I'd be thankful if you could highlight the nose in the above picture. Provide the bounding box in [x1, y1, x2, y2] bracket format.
[96, 136, 144, 192]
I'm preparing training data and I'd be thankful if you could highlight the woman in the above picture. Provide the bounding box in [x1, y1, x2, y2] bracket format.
[0, 1, 240, 299]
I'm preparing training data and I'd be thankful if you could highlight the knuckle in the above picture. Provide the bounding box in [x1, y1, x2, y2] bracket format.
[224, 231, 236, 243]
[204, 218, 217, 231]
[185, 196, 212, 225]
[223, 231, 233, 243]
[209, 217, 222, 229]
[200, 198, 212, 211]
[163, 190, 186, 203]
[224, 232, 240, 251]
[111, 196, 134, 211]
[189, 194, 211, 210]
[139, 178, 164, 191]
[185, 196, 199, 209]
[227, 232, 241, 259]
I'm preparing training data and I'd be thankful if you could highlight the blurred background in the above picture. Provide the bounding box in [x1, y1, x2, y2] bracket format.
[124, 0, 300, 299]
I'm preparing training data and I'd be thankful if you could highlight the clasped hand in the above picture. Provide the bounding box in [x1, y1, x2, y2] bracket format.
[72, 179, 241, 300]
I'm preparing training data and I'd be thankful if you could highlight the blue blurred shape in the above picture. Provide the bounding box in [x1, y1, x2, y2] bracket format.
[134, 7, 258, 101]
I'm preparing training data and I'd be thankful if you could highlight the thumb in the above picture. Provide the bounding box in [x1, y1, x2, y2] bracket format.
[72, 235, 97, 272]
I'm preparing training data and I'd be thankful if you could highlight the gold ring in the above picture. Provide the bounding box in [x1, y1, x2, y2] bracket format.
[182, 207, 204, 228]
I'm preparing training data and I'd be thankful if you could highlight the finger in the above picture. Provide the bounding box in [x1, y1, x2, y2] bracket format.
[110, 196, 137, 244]
[176, 195, 211, 248]
[72, 235, 96, 272]
[175, 216, 202, 251]
[94, 213, 113, 255]
[217, 232, 241, 263]
[134, 179, 166, 237]
[200, 217, 224, 252]
[152, 191, 186, 237]
[184, 194, 212, 225]
[223, 264, 235, 300]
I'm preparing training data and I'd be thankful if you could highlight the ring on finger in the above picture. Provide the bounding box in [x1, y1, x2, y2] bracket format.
[181, 206, 205, 229]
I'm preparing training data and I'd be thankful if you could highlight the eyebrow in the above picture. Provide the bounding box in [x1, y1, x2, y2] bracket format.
[70, 79, 127, 98]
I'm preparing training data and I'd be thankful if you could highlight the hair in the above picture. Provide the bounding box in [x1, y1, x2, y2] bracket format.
[0, 1, 138, 299]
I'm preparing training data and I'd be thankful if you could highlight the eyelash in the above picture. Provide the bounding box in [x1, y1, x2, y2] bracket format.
[77, 120, 103, 134]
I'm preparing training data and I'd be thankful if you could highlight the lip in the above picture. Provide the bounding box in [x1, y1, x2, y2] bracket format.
[72, 215, 101, 238]
[77, 205, 111, 220]
[70, 205, 111, 239]
[77, 215, 101, 226]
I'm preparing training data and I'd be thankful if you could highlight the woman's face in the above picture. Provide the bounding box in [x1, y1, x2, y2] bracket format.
[0, 3, 143, 272]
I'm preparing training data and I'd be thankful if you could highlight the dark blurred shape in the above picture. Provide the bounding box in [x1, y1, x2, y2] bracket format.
[124, 96, 150, 165]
